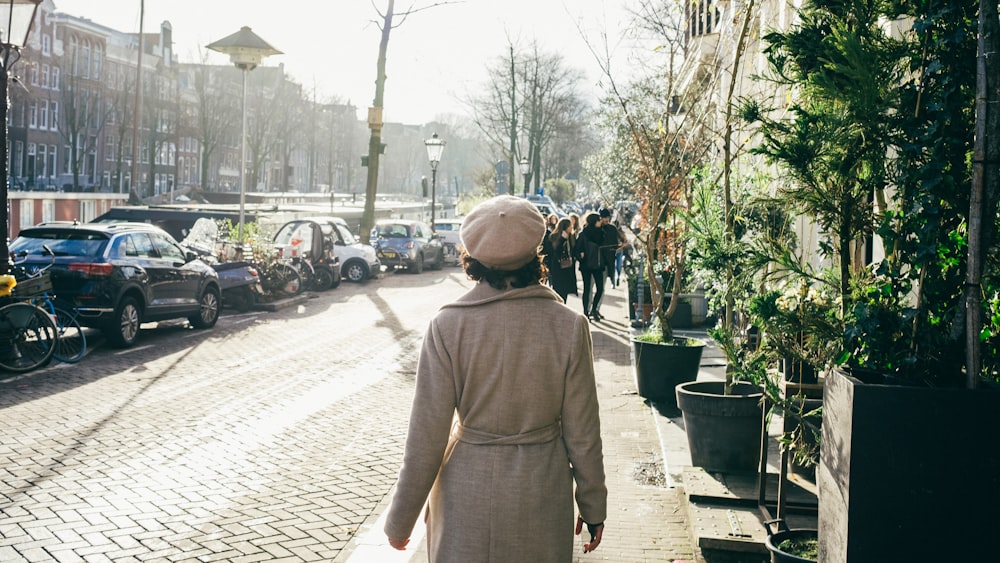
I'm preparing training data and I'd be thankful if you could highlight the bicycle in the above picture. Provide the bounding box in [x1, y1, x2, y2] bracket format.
[10, 246, 87, 364]
[0, 274, 57, 373]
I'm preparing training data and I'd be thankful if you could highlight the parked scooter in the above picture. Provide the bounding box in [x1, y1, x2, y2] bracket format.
[181, 219, 263, 312]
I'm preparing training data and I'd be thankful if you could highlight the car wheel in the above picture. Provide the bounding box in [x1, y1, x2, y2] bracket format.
[344, 259, 369, 283]
[312, 266, 335, 291]
[410, 253, 424, 274]
[107, 296, 141, 348]
[189, 286, 221, 329]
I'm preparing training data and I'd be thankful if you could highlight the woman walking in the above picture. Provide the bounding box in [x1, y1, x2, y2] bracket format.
[384, 195, 607, 562]
[546, 217, 578, 303]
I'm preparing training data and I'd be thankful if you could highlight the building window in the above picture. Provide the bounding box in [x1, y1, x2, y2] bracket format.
[105, 135, 115, 161]
[28, 101, 36, 128]
[41, 64, 49, 89]
[79, 200, 96, 222]
[50, 101, 58, 130]
[42, 200, 55, 224]
[62, 145, 70, 175]
[688, 0, 719, 38]
[82, 39, 91, 79]
[19, 200, 32, 230]
[93, 44, 103, 79]
[42, 34, 50, 56]
[49, 146, 57, 178]
[37, 148, 46, 183]
[51, 66, 59, 90]
[12, 141, 22, 178]
[39, 100, 48, 130]
[29, 64, 37, 86]
[70, 36, 78, 75]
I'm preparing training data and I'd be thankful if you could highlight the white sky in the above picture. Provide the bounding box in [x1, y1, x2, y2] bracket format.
[51, 0, 634, 125]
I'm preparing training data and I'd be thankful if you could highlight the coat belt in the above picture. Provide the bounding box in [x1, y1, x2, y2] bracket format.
[453, 420, 562, 445]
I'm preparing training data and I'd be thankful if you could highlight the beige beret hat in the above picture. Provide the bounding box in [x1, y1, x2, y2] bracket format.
[460, 195, 546, 270]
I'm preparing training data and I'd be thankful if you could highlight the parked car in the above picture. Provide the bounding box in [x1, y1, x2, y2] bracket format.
[519, 194, 567, 218]
[371, 219, 445, 273]
[433, 218, 464, 265]
[272, 216, 380, 283]
[9, 221, 221, 348]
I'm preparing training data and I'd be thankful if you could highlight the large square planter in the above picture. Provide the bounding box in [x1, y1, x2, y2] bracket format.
[818, 369, 1000, 562]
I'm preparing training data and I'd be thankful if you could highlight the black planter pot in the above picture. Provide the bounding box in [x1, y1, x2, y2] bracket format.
[780, 357, 817, 385]
[675, 380, 764, 472]
[818, 368, 1000, 561]
[765, 529, 818, 563]
[632, 338, 705, 408]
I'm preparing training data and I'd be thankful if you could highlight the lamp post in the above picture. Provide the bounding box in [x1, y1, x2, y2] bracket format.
[519, 156, 531, 197]
[207, 26, 281, 242]
[0, 0, 40, 274]
[424, 132, 445, 230]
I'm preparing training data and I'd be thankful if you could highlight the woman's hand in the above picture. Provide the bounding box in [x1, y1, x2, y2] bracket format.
[388, 536, 410, 550]
[575, 515, 604, 553]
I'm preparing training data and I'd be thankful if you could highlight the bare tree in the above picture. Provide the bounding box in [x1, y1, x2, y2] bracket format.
[189, 62, 239, 192]
[358, 0, 456, 243]
[469, 40, 590, 196]
[59, 52, 109, 191]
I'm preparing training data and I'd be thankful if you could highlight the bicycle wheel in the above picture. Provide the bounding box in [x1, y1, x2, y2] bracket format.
[265, 264, 302, 296]
[53, 307, 86, 363]
[0, 302, 57, 372]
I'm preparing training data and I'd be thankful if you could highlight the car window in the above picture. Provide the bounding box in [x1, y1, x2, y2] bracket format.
[127, 233, 158, 258]
[378, 224, 409, 238]
[413, 224, 424, 238]
[11, 230, 108, 258]
[334, 223, 356, 244]
[150, 232, 186, 261]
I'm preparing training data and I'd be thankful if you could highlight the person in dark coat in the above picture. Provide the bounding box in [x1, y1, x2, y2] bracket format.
[575, 212, 607, 320]
[546, 217, 578, 303]
[598, 209, 626, 288]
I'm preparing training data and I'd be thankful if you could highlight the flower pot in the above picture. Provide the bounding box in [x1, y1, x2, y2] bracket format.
[765, 529, 818, 563]
[818, 368, 1000, 561]
[631, 337, 704, 408]
[780, 356, 818, 384]
[675, 380, 764, 472]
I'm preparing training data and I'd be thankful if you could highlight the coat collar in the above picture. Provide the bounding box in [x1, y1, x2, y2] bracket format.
[442, 282, 563, 309]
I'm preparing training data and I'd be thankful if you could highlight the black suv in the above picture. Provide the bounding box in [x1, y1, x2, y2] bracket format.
[9, 222, 222, 348]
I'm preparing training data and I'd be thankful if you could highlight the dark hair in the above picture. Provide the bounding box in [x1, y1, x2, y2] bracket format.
[462, 252, 546, 290]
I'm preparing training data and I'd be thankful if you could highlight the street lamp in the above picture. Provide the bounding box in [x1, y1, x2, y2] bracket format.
[424, 132, 445, 230]
[519, 156, 531, 197]
[0, 0, 40, 274]
[207, 26, 281, 242]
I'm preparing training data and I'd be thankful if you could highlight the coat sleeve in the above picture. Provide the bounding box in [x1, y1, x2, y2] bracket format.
[561, 315, 608, 524]
[384, 319, 458, 540]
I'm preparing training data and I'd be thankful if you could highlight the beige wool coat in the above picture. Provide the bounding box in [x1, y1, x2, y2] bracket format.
[384, 282, 607, 562]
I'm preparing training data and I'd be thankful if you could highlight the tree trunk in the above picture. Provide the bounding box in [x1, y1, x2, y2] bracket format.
[966, 0, 1000, 386]
[360, 0, 393, 245]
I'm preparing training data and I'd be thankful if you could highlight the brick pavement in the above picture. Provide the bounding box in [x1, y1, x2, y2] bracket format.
[1, 272, 712, 563]
[339, 285, 704, 563]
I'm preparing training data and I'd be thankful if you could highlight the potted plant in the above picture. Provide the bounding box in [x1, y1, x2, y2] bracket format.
[585, 16, 718, 409]
[745, 0, 1000, 559]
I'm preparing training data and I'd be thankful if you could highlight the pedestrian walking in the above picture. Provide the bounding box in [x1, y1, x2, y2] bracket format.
[384, 195, 607, 562]
[598, 209, 626, 288]
[546, 217, 578, 303]
[575, 211, 607, 321]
